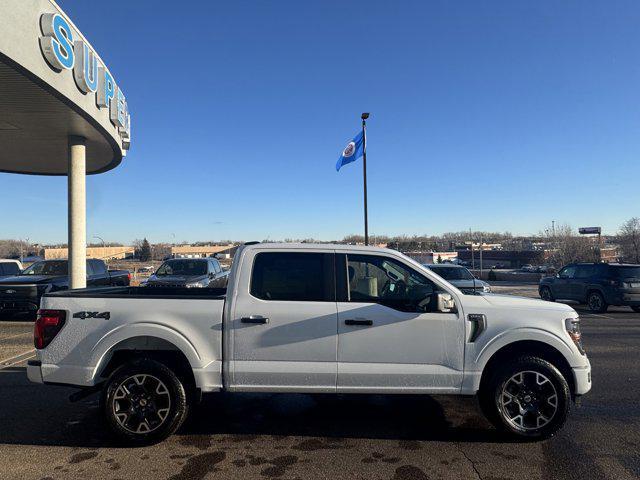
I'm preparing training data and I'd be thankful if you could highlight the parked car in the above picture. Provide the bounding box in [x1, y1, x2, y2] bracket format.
[0, 259, 130, 320]
[423, 263, 491, 293]
[144, 258, 228, 289]
[539, 263, 640, 313]
[28, 243, 590, 444]
[0, 259, 23, 278]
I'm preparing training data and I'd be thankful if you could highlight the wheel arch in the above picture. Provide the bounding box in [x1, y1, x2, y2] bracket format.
[91, 324, 202, 392]
[478, 339, 576, 395]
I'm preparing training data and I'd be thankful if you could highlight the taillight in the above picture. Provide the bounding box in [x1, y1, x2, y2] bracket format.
[565, 317, 584, 355]
[34, 309, 66, 349]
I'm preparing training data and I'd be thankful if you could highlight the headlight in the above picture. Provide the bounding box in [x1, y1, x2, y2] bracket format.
[565, 317, 585, 354]
[185, 282, 205, 288]
[483, 284, 491, 293]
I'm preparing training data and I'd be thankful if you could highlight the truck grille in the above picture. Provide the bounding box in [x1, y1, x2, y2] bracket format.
[0, 284, 39, 299]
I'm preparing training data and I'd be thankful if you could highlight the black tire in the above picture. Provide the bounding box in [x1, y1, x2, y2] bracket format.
[102, 358, 189, 446]
[631, 306, 640, 313]
[587, 291, 608, 313]
[479, 356, 571, 440]
[539, 286, 554, 302]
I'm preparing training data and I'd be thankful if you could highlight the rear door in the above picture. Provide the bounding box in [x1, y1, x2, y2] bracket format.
[230, 249, 338, 392]
[571, 265, 596, 301]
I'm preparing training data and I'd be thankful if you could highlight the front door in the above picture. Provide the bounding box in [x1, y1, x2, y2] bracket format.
[554, 265, 577, 300]
[231, 250, 338, 392]
[336, 253, 464, 393]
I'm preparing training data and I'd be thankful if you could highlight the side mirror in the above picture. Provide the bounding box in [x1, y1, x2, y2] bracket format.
[209, 272, 215, 279]
[437, 293, 455, 313]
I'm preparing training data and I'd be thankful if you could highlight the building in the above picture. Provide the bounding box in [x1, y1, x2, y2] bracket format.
[0, 1, 131, 288]
[43, 246, 134, 260]
[405, 251, 458, 264]
[170, 245, 238, 259]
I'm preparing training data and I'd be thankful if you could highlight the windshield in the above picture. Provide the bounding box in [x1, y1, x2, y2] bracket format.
[612, 266, 640, 279]
[21, 261, 68, 276]
[428, 266, 474, 281]
[156, 260, 207, 276]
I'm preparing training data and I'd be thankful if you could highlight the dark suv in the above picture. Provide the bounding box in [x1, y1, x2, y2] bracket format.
[539, 263, 640, 313]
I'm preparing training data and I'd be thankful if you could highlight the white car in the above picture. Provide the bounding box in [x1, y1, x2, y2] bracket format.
[0, 259, 23, 278]
[28, 243, 591, 444]
[424, 264, 491, 293]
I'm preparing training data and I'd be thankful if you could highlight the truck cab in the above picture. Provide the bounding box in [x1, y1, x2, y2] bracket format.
[27, 243, 591, 444]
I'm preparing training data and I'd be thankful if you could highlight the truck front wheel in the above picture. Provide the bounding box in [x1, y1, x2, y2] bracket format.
[102, 359, 189, 445]
[479, 356, 571, 440]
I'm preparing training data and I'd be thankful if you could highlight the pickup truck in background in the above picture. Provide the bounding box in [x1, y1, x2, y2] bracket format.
[27, 243, 591, 445]
[0, 259, 130, 320]
[144, 258, 228, 289]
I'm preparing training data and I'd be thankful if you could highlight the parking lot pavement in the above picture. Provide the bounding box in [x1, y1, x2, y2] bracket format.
[1, 288, 639, 480]
[0, 321, 33, 368]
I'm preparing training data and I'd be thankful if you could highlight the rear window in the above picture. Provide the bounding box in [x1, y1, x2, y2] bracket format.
[250, 252, 330, 301]
[611, 266, 640, 279]
[90, 260, 107, 275]
[156, 260, 207, 276]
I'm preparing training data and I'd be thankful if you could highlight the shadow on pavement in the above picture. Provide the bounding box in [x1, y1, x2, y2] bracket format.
[180, 391, 508, 444]
[0, 367, 512, 448]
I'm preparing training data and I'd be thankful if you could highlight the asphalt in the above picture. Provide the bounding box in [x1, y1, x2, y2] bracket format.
[0, 285, 638, 480]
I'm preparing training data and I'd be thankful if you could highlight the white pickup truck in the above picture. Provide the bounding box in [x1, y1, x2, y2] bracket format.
[27, 243, 591, 445]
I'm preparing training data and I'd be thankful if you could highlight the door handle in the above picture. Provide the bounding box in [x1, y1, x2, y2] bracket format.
[344, 319, 373, 326]
[241, 315, 269, 324]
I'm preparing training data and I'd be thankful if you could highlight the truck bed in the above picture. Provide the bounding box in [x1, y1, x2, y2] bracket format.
[35, 286, 226, 392]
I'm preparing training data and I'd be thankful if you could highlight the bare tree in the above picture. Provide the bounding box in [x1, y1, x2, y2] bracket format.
[540, 223, 597, 267]
[618, 217, 640, 263]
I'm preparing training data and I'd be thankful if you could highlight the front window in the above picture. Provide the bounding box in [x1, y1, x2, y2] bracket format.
[21, 261, 68, 276]
[156, 260, 207, 276]
[559, 266, 577, 279]
[428, 266, 474, 281]
[347, 254, 442, 313]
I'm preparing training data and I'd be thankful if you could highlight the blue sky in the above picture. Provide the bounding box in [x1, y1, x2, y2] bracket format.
[3, 0, 640, 244]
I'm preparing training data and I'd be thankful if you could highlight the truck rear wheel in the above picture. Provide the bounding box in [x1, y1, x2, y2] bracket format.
[479, 356, 570, 440]
[102, 358, 189, 445]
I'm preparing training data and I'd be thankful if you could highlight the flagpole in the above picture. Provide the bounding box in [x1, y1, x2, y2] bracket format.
[361, 112, 370, 246]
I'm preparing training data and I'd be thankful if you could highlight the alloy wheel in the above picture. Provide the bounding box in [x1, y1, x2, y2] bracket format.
[589, 294, 602, 311]
[498, 370, 558, 432]
[112, 374, 171, 434]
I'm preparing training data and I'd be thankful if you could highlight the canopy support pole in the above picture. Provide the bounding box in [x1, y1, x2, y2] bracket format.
[68, 136, 87, 289]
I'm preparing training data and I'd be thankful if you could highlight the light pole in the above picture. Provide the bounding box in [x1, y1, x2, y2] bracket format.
[93, 235, 106, 263]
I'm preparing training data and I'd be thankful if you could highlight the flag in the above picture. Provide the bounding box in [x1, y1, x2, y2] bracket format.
[336, 130, 364, 171]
